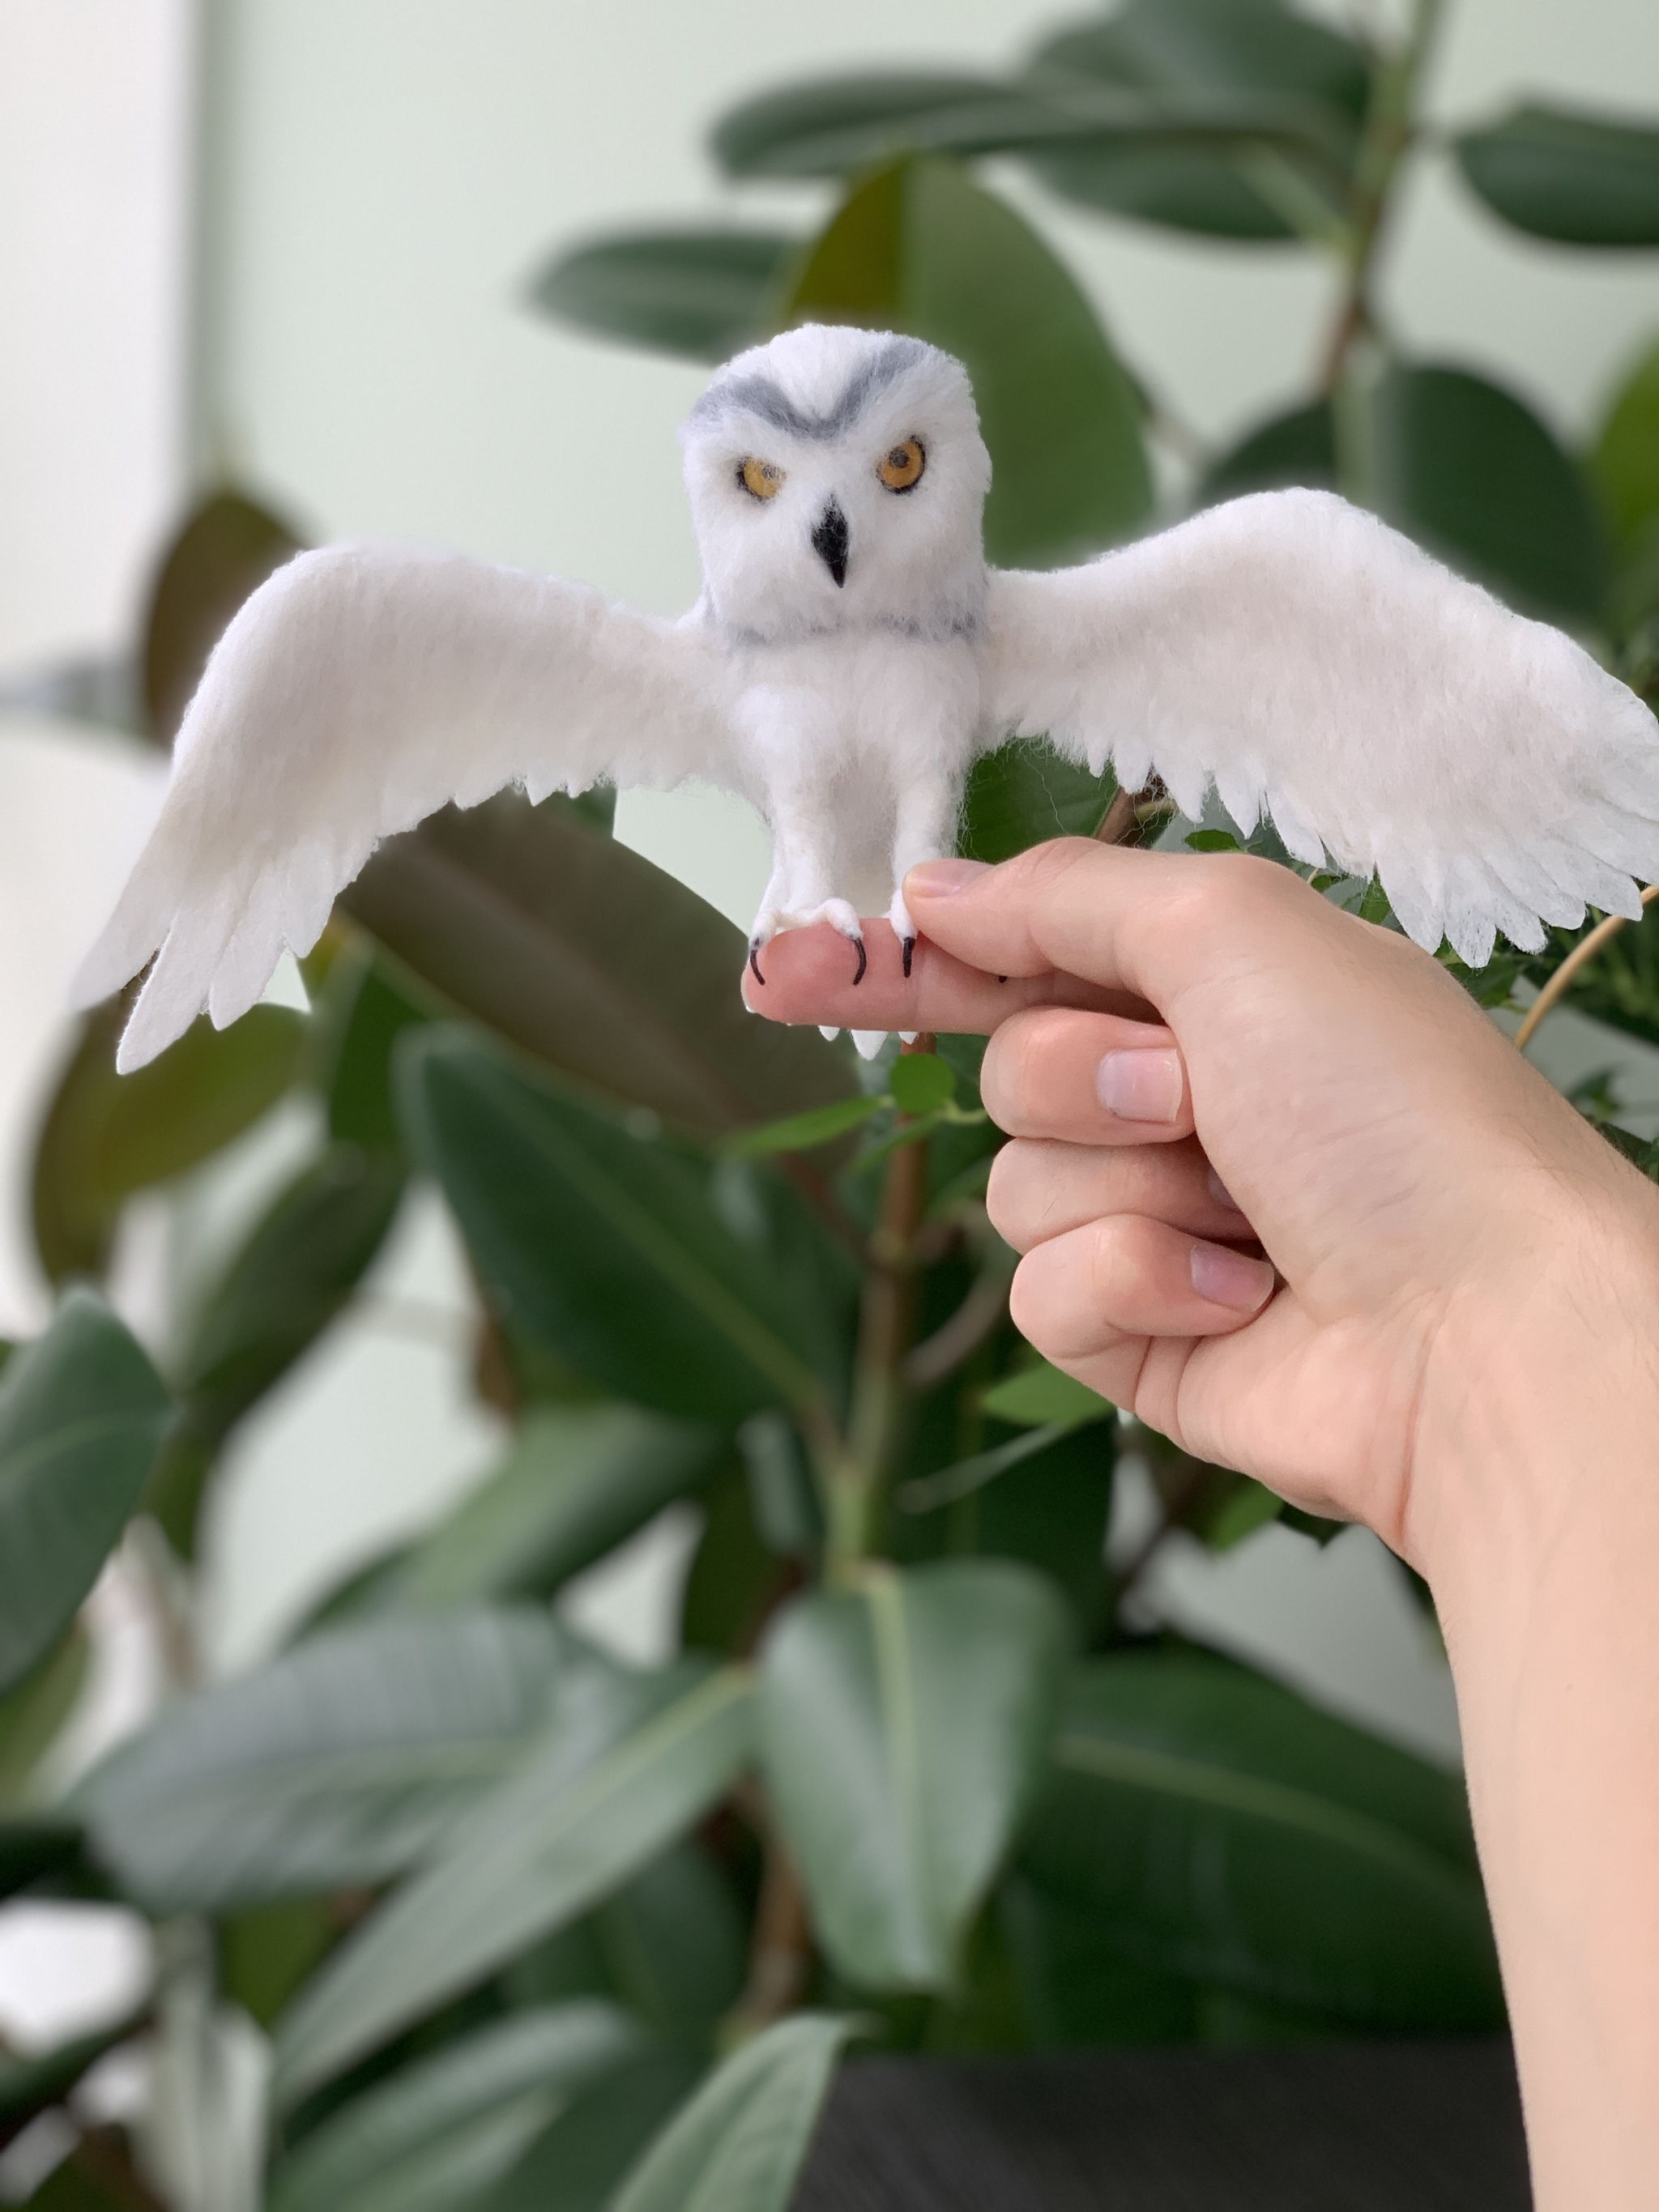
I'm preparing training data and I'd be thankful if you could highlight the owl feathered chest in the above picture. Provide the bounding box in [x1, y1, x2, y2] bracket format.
[718, 620, 989, 797]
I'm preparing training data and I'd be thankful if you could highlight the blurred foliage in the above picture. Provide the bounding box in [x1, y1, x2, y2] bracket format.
[11, 0, 1659, 2202]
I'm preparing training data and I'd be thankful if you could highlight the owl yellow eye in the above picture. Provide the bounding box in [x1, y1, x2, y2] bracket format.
[740, 457, 785, 501]
[876, 437, 925, 492]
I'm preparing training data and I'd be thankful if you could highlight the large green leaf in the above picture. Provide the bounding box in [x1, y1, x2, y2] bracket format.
[399, 1030, 839, 1426]
[710, 55, 1354, 239]
[1372, 363, 1607, 624]
[1198, 369, 1607, 623]
[0, 1630, 89, 1808]
[150, 1143, 406, 1552]
[1456, 104, 1659, 247]
[478, 2048, 706, 2212]
[1026, 0, 1367, 239]
[957, 744, 1117, 863]
[610, 2014, 855, 2212]
[713, 72, 1058, 178]
[32, 1002, 305, 1283]
[1592, 335, 1659, 550]
[510, 1839, 748, 2034]
[273, 1662, 755, 2104]
[0, 1816, 84, 1900]
[783, 159, 1151, 567]
[0, 1294, 172, 1698]
[760, 1561, 1070, 1991]
[141, 488, 303, 741]
[1018, 1650, 1503, 2031]
[312, 948, 435, 1156]
[527, 228, 800, 362]
[267, 2002, 643, 2212]
[386, 1406, 724, 1612]
[341, 792, 854, 1140]
[1195, 398, 1336, 505]
[79, 1609, 567, 1912]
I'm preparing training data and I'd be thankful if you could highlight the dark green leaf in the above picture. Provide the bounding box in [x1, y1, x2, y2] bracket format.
[399, 1030, 838, 1426]
[1456, 104, 1659, 246]
[680, 1457, 791, 1660]
[80, 1609, 568, 1912]
[342, 792, 855, 1141]
[783, 159, 1152, 566]
[999, 1874, 1200, 2045]
[478, 2048, 705, 2212]
[152, 1144, 405, 1552]
[1184, 829, 1243, 853]
[0, 1631, 89, 1808]
[220, 1899, 338, 2030]
[586, 1841, 748, 2034]
[313, 948, 434, 1155]
[0, 1294, 172, 1698]
[609, 2014, 855, 2212]
[267, 2003, 643, 2212]
[1019, 1651, 1503, 2031]
[1374, 364, 1608, 624]
[0, 1817, 85, 1900]
[761, 1562, 1069, 1991]
[1031, 0, 1368, 121]
[957, 742, 1117, 863]
[141, 489, 304, 742]
[724, 1096, 881, 1159]
[979, 1362, 1112, 1430]
[894, 1422, 1118, 1642]
[889, 1054, 955, 1116]
[712, 72, 1052, 178]
[527, 228, 800, 362]
[32, 1002, 305, 1284]
[1026, 0, 1366, 240]
[0, 2018, 139, 2134]
[1592, 335, 1659, 550]
[389, 1406, 724, 1611]
[1195, 399, 1336, 505]
[273, 1662, 755, 2104]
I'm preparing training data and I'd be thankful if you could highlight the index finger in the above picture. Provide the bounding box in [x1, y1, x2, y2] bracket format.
[740, 913, 1139, 1034]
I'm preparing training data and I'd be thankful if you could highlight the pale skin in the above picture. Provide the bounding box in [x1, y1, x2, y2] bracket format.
[745, 838, 1659, 2212]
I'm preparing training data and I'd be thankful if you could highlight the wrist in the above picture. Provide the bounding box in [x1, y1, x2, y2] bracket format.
[1405, 1164, 1659, 1606]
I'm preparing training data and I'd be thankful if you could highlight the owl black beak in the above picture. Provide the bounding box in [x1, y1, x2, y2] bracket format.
[811, 497, 849, 588]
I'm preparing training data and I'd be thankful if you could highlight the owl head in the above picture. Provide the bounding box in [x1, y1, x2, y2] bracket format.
[680, 325, 992, 644]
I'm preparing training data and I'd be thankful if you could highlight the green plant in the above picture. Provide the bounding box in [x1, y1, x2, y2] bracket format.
[6, 2, 1659, 2206]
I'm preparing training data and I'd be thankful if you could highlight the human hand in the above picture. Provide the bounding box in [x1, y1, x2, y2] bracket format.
[743, 840, 1659, 1572]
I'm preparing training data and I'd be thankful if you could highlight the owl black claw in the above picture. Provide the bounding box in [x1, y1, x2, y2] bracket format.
[748, 944, 766, 987]
[851, 936, 868, 987]
[902, 935, 915, 979]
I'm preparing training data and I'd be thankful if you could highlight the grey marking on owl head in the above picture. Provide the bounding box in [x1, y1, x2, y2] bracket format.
[689, 335, 932, 442]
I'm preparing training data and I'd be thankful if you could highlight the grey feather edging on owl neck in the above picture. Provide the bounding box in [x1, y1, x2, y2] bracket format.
[72, 319, 1659, 1073]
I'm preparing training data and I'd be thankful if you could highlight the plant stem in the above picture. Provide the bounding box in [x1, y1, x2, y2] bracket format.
[1317, 0, 1445, 395]
[727, 1814, 815, 2038]
[823, 1041, 932, 1585]
[1514, 886, 1659, 1051]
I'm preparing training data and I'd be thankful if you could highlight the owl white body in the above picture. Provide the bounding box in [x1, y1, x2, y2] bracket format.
[76, 321, 1659, 1073]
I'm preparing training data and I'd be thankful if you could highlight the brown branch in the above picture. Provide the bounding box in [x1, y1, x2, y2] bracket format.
[1093, 779, 1169, 849]
[729, 1822, 816, 2034]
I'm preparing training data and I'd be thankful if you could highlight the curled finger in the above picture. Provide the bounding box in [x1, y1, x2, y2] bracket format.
[1010, 1212, 1275, 1363]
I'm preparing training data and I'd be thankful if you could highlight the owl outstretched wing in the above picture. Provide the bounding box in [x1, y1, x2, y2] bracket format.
[983, 488, 1659, 968]
[75, 545, 731, 1070]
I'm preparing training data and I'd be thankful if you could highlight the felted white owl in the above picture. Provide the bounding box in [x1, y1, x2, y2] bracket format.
[79, 322, 1659, 1071]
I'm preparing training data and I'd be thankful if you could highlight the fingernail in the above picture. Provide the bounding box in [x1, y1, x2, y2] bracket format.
[1097, 1047, 1183, 1123]
[906, 859, 991, 896]
[1190, 1242, 1274, 1313]
[1208, 1167, 1243, 1213]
